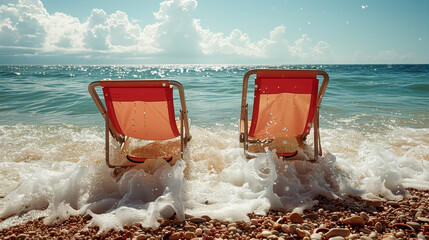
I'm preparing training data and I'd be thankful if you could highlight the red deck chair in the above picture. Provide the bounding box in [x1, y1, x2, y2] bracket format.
[240, 69, 329, 161]
[89, 80, 191, 168]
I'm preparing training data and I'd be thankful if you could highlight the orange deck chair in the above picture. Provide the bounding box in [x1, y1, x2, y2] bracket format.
[88, 80, 191, 168]
[240, 69, 329, 161]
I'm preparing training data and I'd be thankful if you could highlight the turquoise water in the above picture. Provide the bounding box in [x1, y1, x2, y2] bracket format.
[1, 64, 428, 129]
[0, 65, 428, 230]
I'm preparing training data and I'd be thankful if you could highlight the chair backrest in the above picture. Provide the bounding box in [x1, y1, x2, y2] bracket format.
[248, 70, 319, 139]
[100, 80, 180, 140]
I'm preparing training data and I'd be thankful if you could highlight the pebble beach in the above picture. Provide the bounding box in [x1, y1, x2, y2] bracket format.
[1, 188, 428, 240]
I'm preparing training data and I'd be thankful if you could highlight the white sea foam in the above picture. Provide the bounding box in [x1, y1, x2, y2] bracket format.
[0, 124, 428, 232]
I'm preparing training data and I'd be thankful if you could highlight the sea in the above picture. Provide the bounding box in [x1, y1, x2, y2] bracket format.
[0, 64, 428, 232]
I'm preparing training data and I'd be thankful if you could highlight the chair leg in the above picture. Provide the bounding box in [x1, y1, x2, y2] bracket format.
[105, 116, 111, 167]
[105, 116, 130, 169]
[318, 117, 322, 156]
[243, 104, 249, 157]
[316, 109, 322, 157]
[180, 109, 184, 159]
[313, 108, 320, 161]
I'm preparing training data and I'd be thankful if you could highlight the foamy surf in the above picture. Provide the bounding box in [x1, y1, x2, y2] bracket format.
[0, 124, 428, 232]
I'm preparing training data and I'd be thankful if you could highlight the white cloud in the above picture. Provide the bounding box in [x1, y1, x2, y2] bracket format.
[149, 0, 202, 57]
[312, 41, 330, 55]
[288, 34, 312, 59]
[197, 23, 265, 57]
[0, 0, 331, 63]
[46, 12, 82, 49]
[83, 9, 110, 50]
[197, 23, 330, 62]
[371, 50, 412, 63]
[258, 25, 290, 59]
[346, 50, 412, 64]
[286, 34, 330, 61]
[0, 0, 159, 58]
[108, 11, 141, 47]
[0, 0, 48, 48]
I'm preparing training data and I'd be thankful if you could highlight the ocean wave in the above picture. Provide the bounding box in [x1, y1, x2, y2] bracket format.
[406, 83, 429, 92]
[0, 124, 427, 231]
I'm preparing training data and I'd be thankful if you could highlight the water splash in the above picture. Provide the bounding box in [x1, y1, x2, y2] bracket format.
[0, 125, 427, 232]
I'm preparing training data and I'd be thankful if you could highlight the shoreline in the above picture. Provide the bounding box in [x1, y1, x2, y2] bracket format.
[1, 188, 428, 240]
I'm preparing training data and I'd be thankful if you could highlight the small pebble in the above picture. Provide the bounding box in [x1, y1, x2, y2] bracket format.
[276, 216, 288, 224]
[328, 237, 345, 240]
[342, 216, 365, 226]
[364, 206, 378, 213]
[169, 232, 183, 240]
[392, 223, 414, 231]
[395, 231, 405, 238]
[415, 211, 423, 218]
[381, 234, 397, 240]
[418, 206, 429, 213]
[332, 212, 344, 217]
[261, 230, 272, 238]
[273, 222, 282, 231]
[195, 228, 202, 236]
[16, 234, 28, 240]
[184, 231, 195, 240]
[189, 217, 206, 224]
[302, 223, 312, 231]
[369, 231, 378, 239]
[310, 233, 322, 240]
[134, 234, 147, 240]
[303, 213, 319, 220]
[271, 229, 279, 236]
[281, 224, 289, 233]
[325, 228, 350, 239]
[386, 201, 400, 208]
[296, 228, 310, 238]
[359, 228, 372, 234]
[398, 214, 406, 222]
[359, 212, 369, 222]
[184, 224, 196, 232]
[367, 199, 383, 208]
[315, 227, 330, 234]
[347, 233, 360, 239]
[326, 204, 337, 212]
[288, 224, 298, 234]
[375, 222, 383, 232]
[250, 219, 258, 226]
[417, 233, 427, 240]
[405, 221, 421, 229]
[289, 212, 304, 223]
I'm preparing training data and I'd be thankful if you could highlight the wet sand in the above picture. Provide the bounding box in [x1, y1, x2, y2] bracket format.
[1, 188, 428, 240]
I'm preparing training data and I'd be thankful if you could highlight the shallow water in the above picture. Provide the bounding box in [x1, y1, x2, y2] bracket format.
[0, 64, 428, 231]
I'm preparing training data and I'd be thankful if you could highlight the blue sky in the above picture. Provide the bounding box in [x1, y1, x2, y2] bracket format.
[0, 0, 428, 64]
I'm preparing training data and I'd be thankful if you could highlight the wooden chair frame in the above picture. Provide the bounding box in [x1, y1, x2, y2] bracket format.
[88, 80, 191, 168]
[239, 69, 329, 161]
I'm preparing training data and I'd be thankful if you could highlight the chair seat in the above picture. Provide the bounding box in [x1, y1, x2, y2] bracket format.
[247, 136, 299, 155]
[240, 69, 329, 161]
[126, 138, 181, 160]
[88, 79, 191, 168]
